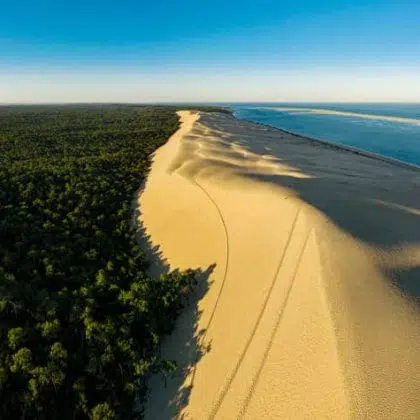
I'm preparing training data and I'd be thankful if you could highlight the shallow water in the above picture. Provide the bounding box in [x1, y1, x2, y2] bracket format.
[231, 103, 420, 167]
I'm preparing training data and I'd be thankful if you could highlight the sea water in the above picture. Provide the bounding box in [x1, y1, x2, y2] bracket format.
[230, 103, 420, 167]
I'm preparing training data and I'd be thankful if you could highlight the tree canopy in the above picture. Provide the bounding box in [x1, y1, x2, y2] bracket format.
[0, 105, 197, 418]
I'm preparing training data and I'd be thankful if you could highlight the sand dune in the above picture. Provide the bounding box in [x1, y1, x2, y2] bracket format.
[137, 111, 420, 419]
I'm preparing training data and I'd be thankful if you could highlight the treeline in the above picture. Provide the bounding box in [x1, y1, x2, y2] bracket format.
[0, 105, 201, 418]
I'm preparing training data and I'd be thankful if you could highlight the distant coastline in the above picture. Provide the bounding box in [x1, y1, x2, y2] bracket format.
[227, 107, 420, 172]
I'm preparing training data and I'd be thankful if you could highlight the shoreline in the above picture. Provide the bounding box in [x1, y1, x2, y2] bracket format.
[230, 110, 420, 172]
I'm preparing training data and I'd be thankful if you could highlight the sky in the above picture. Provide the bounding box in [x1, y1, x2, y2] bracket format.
[1, 0, 420, 103]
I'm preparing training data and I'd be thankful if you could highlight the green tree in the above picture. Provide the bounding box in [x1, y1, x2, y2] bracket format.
[11, 348, 32, 373]
[91, 403, 116, 420]
[8, 327, 25, 350]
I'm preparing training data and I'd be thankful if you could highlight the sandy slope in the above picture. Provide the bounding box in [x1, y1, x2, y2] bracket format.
[137, 111, 420, 419]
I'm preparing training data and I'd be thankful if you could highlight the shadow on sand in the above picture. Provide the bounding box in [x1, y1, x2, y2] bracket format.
[199, 112, 420, 302]
[132, 186, 217, 418]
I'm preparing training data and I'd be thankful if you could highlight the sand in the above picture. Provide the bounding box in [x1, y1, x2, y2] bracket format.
[272, 107, 420, 126]
[137, 111, 420, 419]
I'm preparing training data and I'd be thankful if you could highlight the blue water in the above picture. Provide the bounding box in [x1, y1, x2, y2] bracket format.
[230, 103, 420, 167]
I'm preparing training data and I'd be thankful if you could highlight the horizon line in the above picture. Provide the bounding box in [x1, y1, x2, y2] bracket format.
[2, 100, 420, 106]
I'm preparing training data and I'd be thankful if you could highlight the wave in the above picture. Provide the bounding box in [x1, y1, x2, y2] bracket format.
[271, 107, 420, 126]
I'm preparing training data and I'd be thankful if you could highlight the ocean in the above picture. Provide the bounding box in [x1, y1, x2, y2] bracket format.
[230, 103, 420, 167]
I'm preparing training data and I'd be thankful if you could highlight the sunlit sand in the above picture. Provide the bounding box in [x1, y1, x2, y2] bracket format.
[138, 111, 420, 419]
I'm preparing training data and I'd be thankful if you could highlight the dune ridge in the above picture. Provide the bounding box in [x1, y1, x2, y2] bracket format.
[138, 111, 420, 419]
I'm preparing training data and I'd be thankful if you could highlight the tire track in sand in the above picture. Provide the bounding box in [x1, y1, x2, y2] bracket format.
[238, 228, 313, 419]
[207, 206, 303, 420]
[188, 177, 230, 386]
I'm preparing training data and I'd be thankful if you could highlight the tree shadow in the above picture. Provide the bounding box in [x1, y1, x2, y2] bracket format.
[199, 112, 420, 303]
[132, 185, 217, 418]
[145, 263, 215, 419]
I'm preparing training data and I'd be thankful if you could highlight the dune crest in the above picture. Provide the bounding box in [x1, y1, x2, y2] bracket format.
[138, 111, 420, 419]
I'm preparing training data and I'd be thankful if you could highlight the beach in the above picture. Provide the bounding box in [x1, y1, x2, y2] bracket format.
[138, 111, 420, 418]
[233, 104, 420, 168]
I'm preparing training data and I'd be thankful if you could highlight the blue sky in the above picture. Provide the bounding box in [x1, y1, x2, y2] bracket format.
[1, 0, 419, 102]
